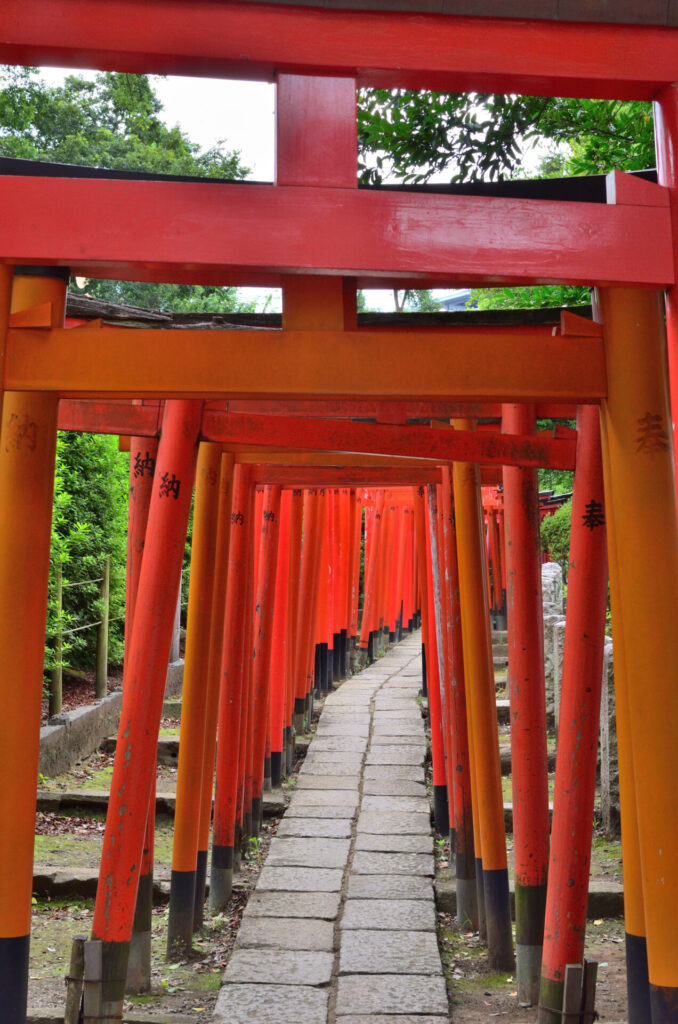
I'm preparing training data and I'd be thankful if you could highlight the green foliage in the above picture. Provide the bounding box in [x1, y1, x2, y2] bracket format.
[358, 90, 654, 185]
[69, 279, 256, 314]
[47, 434, 129, 670]
[472, 285, 590, 310]
[0, 67, 248, 178]
[540, 500, 572, 580]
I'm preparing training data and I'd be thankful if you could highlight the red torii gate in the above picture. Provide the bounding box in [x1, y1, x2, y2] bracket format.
[1, 4, 678, 1023]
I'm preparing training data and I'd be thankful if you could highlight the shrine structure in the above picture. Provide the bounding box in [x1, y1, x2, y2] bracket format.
[1, 3, 678, 1023]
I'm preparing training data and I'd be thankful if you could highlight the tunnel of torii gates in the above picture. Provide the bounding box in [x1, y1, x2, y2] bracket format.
[4, 4, 678, 1024]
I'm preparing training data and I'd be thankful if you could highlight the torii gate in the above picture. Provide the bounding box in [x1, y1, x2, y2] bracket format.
[2, 3, 678, 1023]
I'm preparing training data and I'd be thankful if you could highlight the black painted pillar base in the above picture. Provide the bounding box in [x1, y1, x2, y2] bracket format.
[515, 881, 546, 1006]
[314, 643, 322, 691]
[475, 857, 487, 941]
[483, 867, 515, 972]
[367, 631, 375, 664]
[448, 826, 456, 871]
[193, 848, 208, 930]
[293, 696, 305, 735]
[233, 824, 242, 871]
[84, 939, 130, 1021]
[339, 628, 348, 677]
[284, 725, 294, 773]
[318, 642, 327, 694]
[263, 756, 272, 793]
[0, 934, 29, 1023]
[421, 643, 427, 697]
[333, 632, 342, 680]
[209, 845, 233, 913]
[251, 796, 262, 836]
[167, 869, 197, 957]
[326, 647, 335, 691]
[626, 931, 652, 1024]
[433, 783, 449, 836]
[128, 870, 153, 992]
[271, 750, 283, 789]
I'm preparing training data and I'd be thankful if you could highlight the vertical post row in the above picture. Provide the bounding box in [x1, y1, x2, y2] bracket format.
[0, 269, 65, 1022]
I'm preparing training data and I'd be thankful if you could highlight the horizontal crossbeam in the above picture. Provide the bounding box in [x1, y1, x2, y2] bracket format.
[6, 326, 607, 403]
[0, 177, 672, 288]
[1, 1, 678, 98]
[204, 412, 576, 469]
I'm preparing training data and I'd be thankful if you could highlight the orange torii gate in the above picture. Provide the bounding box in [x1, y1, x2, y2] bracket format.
[1, 4, 678, 1023]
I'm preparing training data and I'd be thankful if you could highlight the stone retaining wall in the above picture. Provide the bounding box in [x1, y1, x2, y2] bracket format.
[38, 659, 184, 778]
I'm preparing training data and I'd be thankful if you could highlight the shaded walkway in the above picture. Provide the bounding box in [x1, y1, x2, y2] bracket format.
[214, 632, 448, 1023]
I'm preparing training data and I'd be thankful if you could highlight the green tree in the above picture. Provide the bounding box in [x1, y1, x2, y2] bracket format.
[540, 500, 573, 580]
[358, 90, 654, 185]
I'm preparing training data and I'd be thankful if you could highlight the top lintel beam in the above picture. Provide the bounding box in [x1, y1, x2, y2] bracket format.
[1, 1, 678, 100]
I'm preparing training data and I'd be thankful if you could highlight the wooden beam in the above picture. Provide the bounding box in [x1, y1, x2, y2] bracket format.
[6, 325, 607, 403]
[2, 1, 678, 98]
[0, 176, 672, 288]
[57, 399, 162, 436]
[248, 466, 442, 486]
[203, 411, 576, 469]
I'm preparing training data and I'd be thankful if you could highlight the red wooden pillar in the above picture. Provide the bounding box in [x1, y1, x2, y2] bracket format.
[243, 487, 263, 839]
[538, 406, 608, 1021]
[270, 489, 291, 788]
[502, 403, 550, 1006]
[250, 484, 282, 834]
[359, 491, 384, 659]
[89, 400, 202, 1017]
[209, 464, 254, 911]
[285, 489, 303, 769]
[124, 434, 157, 992]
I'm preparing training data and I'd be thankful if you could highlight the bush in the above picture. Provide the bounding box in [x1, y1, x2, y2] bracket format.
[540, 499, 572, 580]
[46, 432, 129, 672]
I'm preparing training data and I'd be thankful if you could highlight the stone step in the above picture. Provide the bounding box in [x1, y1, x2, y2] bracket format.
[36, 787, 287, 819]
[102, 730, 313, 764]
[492, 642, 509, 658]
[435, 875, 623, 920]
[499, 745, 556, 775]
[491, 629, 508, 643]
[30, 864, 250, 905]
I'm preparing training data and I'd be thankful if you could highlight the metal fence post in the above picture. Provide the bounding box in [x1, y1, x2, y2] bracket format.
[95, 555, 110, 700]
[49, 565, 63, 717]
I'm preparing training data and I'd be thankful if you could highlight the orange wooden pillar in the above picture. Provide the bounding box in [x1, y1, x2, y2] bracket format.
[502, 403, 550, 1006]
[210, 464, 254, 911]
[89, 400, 201, 1018]
[242, 487, 262, 840]
[0, 269, 64, 1021]
[597, 287, 678, 1022]
[167, 441, 221, 956]
[538, 405, 609, 1022]
[349, 489, 362, 653]
[440, 466, 477, 928]
[193, 451, 234, 927]
[453, 436, 514, 972]
[293, 490, 320, 732]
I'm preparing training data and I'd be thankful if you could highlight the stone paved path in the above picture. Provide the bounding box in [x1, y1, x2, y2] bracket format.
[213, 632, 449, 1024]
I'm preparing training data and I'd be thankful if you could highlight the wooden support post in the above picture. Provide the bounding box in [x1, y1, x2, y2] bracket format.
[453, 430, 514, 972]
[210, 465, 253, 912]
[596, 347, 652, 1023]
[0, 265, 12, 432]
[124, 436, 158, 994]
[285, 489, 303, 772]
[167, 441, 221, 956]
[95, 555, 110, 700]
[90, 400, 201, 1020]
[359, 491, 385, 658]
[65, 935, 86, 1024]
[50, 565, 63, 718]
[270, 490, 291, 788]
[425, 484, 449, 837]
[441, 466, 477, 930]
[250, 485, 282, 834]
[538, 406, 608, 1022]
[0, 269, 64, 1021]
[597, 286, 678, 1022]
[502, 403, 549, 1006]
[194, 451, 234, 928]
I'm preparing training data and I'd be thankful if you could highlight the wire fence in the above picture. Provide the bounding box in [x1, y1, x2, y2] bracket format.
[47, 557, 189, 718]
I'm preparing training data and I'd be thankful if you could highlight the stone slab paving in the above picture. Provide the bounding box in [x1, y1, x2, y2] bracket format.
[213, 632, 449, 1024]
